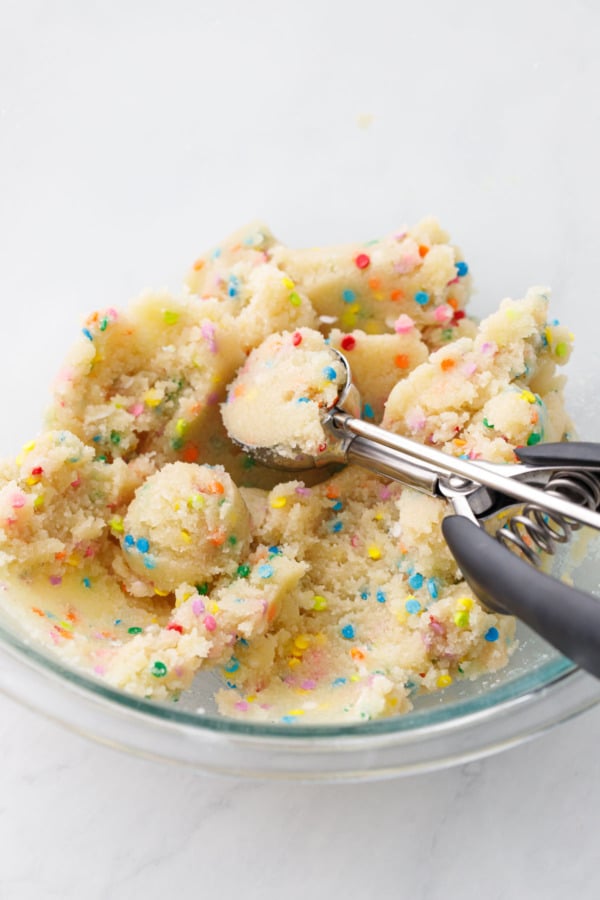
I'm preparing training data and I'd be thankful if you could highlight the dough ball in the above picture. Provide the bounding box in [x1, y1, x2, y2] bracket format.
[121, 463, 251, 592]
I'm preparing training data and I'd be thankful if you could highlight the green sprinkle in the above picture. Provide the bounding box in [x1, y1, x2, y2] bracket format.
[237, 564, 251, 578]
[441, 328, 454, 341]
[163, 310, 180, 325]
[289, 291, 302, 307]
[228, 535, 238, 546]
[172, 437, 184, 451]
[128, 626, 143, 635]
[555, 342, 568, 358]
[196, 582, 209, 595]
[97, 454, 107, 463]
[151, 661, 168, 678]
[110, 430, 121, 445]
[242, 455, 256, 469]
[99, 317, 109, 331]
[482, 418, 494, 429]
[527, 432, 541, 446]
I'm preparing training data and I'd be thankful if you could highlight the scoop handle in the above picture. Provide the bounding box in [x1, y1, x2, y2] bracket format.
[516, 441, 600, 468]
[442, 515, 600, 679]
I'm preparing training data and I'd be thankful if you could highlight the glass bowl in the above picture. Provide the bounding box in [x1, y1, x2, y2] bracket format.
[1, 2, 600, 779]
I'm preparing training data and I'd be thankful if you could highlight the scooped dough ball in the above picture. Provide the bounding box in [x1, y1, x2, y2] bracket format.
[121, 463, 251, 592]
[222, 328, 346, 461]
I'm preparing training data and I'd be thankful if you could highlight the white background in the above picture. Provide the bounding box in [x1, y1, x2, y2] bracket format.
[1, 2, 600, 897]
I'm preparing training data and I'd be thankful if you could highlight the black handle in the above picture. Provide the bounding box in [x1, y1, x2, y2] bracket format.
[442, 515, 600, 679]
[516, 441, 600, 468]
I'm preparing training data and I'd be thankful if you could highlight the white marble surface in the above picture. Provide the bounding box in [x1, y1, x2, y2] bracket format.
[0, 691, 599, 900]
[2, 2, 600, 897]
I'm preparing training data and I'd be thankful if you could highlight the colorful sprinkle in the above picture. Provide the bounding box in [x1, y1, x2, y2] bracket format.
[376, 590, 386, 604]
[341, 335, 356, 351]
[355, 253, 370, 270]
[414, 291, 429, 306]
[485, 627, 499, 642]
[313, 595, 328, 611]
[342, 289, 357, 304]
[82, 328, 94, 341]
[455, 261, 469, 277]
[128, 626, 143, 635]
[527, 432, 541, 446]
[204, 614, 217, 632]
[363, 403, 375, 419]
[323, 366, 337, 381]
[258, 563, 274, 579]
[163, 310, 180, 325]
[136, 537, 150, 554]
[237, 564, 250, 578]
[270, 495, 287, 509]
[151, 661, 168, 678]
[367, 545, 381, 560]
[408, 572, 424, 590]
[341, 624, 356, 639]
[292, 331, 302, 346]
[405, 598, 421, 614]
[437, 674, 453, 688]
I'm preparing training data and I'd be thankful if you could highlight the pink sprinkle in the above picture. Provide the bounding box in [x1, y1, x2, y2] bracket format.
[174, 665, 184, 677]
[50, 576, 62, 586]
[295, 485, 311, 496]
[351, 534, 360, 548]
[429, 616, 445, 636]
[107, 308, 119, 321]
[394, 253, 419, 274]
[259, 703, 272, 710]
[235, 701, 249, 712]
[379, 486, 392, 500]
[94, 665, 106, 676]
[201, 321, 218, 353]
[393, 231, 408, 242]
[301, 679, 316, 690]
[434, 305, 453, 324]
[10, 492, 26, 510]
[70, 477, 81, 489]
[128, 402, 144, 418]
[204, 614, 216, 632]
[192, 598, 205, 615]
[462, 362, 477, 376]
[394, 314, 414, 334]
[447, 276, 460, 286]
[406, 410, 427, 432]
[481, 341, 497, 355]
[84, 546, 95, 558]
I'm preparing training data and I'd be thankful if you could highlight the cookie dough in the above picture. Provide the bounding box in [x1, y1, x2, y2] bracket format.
[0, 220, 575, 723]
[223, 328, 346, 462]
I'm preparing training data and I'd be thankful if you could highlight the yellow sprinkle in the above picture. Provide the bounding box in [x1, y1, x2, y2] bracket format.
[387, 696, 398, 707]
[341, 311, 358, 330]
[294, 635, 311, 650]
[396, 610, 408, 624]
[163, 310, 180, 325]
[520, 390, 536, 404]
[270, 496, 287, 509]
[33, 495, 45, 510]
[59, 620, 73, 630]
[66, 554, 81, 567]
[144, 389, 162, 408]
[453, 611, 470, 629]
[109, 516, 124, 533]
[368, 545, 382, 560]
[151, 616, 158, 624]
[211, 374, 222, 385]
[180, 529, 192, 544]
[457, 597, 473, 610]
[288, 657, 301, 668]
[181, 591, 193, 602]
[350, 674, 360, 682]
[25, 475, 41, 486]
[211, 602, 219, 615]
[437, 674, 453, 688]
[173, 502, 181, 512]
[246, 695, 257, 703]
[312, 595, 328, 611]
[175, 418, 187, 437]
[544, 326, 553, 346]
[282, 276, 295, 290]
[289, 291, 302, 307]
[287, 709, 305, 716]
[22, 441, 36, 454]
[374, 512, 383, 521]
[188, 493, 205, 509]
[154, 588, 169, 597]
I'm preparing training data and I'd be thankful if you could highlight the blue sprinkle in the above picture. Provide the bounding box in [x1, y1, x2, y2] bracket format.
[459, 453, 470, 460]
[541, 332, 548, 347]
[427, 578, 439, 599]
[296, 397, 310, 403]
[376, 590, 386, 604]
[405, 599, 421, 615]
[124, 534, 135, 548]
[323, 366, 337, 382]
[332, 677, 347, 686]
[455, 261, 469, 277]
[258, 563, 274, 579]
[143, 557, 156, 570]
[360, 590, 370, 600]
[114, 619, 122, 625]
[82, 328, 94, 341]
[408, 572, 424, 590]
[342, 289, 356, 304]
[136, 538, 150, 554]
[224, 656, 240, 673]
[331, 521, 343, 533]
[211, 247, 222, 259]
[332, 501, 343, 512]
[414, 291, 429, 306]
[82, 577, 91, 589]
[485, 627, 499, 642]
[225, 681, 237, 689]
[237, 637, 249, 647]
[281, 715, 296, 724]
[551, 318, 560, 326]
[92, 435, 102, 443]
[268, 545, 282, 556]
[363, 403, 374, 419]
[341, 624, 355, 640]
[228, 285, 238, 297]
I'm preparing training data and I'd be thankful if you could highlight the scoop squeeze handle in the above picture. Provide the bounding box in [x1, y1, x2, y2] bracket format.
[442, 515, 600, 679]
[516, 441, 600, 469]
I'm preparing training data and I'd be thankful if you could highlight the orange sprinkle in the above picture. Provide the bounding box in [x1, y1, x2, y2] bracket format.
[368, 276, 382, 291]
[447, 296, 459, 310]
[441, 358, 456, 371]
[267, 602, 279, 623]
[351, 648, 365, 661]
[182, 442, 199, 463]
[390, 289, 404, 302]
[418, 244, 430, 258]
[207, 481, 225, 495]
[326, 485, 340, 500]
[453, 438, 467, 448]
[192, 258, 205, 271]
[54, 551, 66, 561]
[394, 354, 410, 369]
[530, 411, 539, 425]
[32, 607, 45, 618]
[66, 611, 78, 623]
[208, 529, 227, 546]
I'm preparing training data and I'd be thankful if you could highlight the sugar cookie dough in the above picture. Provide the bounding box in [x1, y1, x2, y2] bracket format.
[0, 219, 575, 723]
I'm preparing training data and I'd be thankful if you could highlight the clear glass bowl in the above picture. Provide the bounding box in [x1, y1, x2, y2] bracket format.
[1, 3, 600, 779]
